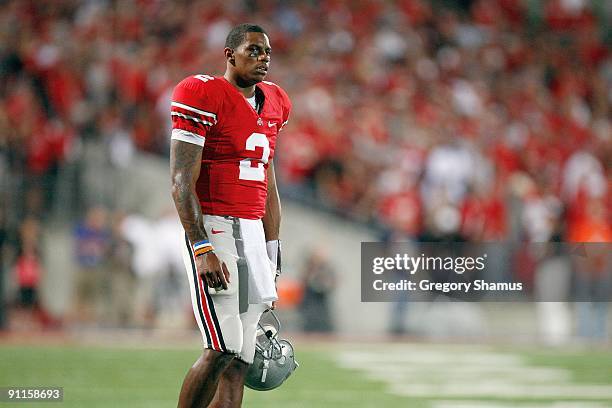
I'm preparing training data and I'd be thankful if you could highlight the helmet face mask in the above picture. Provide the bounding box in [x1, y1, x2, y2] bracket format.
[245, 311, 299, 391]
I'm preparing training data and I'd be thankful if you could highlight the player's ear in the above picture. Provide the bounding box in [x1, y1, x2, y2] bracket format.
[224, 47, 236, 66]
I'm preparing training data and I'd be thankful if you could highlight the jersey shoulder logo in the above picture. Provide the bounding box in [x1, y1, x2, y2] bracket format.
[194, 74, 215, 83]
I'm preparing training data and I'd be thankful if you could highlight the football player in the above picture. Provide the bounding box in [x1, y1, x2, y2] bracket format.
[170, 23, 290, 408]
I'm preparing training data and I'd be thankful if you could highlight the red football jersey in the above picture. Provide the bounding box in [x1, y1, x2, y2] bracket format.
[171, 75, 291, 219]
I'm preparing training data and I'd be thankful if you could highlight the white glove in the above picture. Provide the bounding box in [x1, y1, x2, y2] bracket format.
[266, 239, 281, 277]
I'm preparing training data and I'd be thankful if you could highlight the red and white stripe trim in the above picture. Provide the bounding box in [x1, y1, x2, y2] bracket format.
[171, 111, 214, 127]
[171, 102, 217, 123]
[184, 234, 226, 352]
[197, 275, 224, 351]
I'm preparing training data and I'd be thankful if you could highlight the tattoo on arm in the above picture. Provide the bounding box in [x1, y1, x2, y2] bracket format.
[170, 139, 207, 244]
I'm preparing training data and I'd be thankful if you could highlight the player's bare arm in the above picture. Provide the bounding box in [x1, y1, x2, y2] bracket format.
[170, 139, 229, 289]
[170, 139, 205, 242]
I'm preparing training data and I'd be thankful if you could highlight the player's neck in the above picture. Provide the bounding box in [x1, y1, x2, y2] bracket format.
[223, 73, 256, 98]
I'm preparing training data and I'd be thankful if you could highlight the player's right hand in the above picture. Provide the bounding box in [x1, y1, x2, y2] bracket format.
[199, 251, 230, 290]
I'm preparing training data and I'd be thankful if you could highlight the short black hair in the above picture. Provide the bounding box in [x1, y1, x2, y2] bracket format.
[224, 23, 267, 49]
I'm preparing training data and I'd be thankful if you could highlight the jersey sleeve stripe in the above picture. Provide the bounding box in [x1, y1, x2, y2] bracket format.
[171, 112, 214, 126]
[171, 102, 217, 121]
[171, 129, 205, 147]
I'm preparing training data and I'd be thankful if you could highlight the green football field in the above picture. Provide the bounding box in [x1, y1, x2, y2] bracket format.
[1, 342, 611, 407]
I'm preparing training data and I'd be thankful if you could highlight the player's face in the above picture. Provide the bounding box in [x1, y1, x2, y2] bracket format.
[231, 32, 271, 85]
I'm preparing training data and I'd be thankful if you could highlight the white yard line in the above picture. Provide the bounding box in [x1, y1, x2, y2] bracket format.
[335, 347, 612, 404]
[389, 383, 612, 400]
[354, 365, 571, 383]
[432, 401, 611, 408]
[337, 350, 524, 366]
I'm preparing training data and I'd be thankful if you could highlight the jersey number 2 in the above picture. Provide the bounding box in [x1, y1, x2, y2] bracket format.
[239, 133, 270, 181]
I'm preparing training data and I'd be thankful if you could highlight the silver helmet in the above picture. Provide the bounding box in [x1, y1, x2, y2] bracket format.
[244, 310, 298, 391]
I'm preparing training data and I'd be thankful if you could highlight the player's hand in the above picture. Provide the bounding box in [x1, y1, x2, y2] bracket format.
[198, 251, 230, 290]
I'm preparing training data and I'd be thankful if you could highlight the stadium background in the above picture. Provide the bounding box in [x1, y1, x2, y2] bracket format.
[0, 0, 611, 406]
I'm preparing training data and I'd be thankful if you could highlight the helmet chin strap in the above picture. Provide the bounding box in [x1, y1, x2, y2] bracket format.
[261, 359, 269, 382]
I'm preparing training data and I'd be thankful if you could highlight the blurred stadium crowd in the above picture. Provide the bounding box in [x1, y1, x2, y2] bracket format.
[0, 0, 610, 332]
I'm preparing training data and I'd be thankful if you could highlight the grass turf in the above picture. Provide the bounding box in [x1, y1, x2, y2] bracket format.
[0, 343, 611, 407]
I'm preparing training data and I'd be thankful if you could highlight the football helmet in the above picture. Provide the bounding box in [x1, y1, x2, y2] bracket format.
[244, 310, 298, 391]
